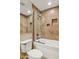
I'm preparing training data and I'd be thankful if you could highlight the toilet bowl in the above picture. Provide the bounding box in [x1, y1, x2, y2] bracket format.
[21, 39, 43, 59]
[27, 49, 43, 59]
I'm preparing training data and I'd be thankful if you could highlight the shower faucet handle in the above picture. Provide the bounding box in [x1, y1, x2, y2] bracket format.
[36, 34, 41, 39]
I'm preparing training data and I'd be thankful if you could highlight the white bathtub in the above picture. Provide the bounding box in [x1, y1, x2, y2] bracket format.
[34, 38, 59, 59]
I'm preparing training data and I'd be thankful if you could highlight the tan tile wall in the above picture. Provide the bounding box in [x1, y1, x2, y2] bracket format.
[20, 15, 33, 34]
[41, 7, 59, 40]
[32, 5, 41, 39]
[32, 5, 59, 40]
[20, 15, 28, 34]
[20, 15, 33, 41]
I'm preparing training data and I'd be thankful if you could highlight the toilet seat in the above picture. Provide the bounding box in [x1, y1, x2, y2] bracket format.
[28, 49, 43, 59]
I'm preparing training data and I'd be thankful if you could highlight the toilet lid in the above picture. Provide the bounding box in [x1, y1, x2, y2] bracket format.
[28, 49, 43, 57]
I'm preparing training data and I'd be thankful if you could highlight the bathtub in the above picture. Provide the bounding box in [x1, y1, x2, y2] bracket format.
[34, 38, 59, 59]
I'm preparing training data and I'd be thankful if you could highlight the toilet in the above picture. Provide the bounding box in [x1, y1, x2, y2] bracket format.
[27, 49, 43, 59]
[21, 39, 43, 59]
[21, 39, 32, 53]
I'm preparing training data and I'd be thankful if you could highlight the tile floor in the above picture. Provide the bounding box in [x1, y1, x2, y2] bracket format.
[20, 53, 28, 59]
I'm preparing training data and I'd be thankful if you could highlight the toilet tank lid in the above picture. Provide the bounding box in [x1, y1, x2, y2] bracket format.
[28, 49, 43, 57]
[21, 39, 32, 44]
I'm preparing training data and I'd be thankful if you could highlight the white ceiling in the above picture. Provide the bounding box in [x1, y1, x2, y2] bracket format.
[20, 0, 59, 16]
[31, 0, 59, 11]
[20, 0, 32, 16]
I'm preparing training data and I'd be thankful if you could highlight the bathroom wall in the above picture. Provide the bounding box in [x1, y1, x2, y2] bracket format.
[20, 14, 28, 34]
[32, 5, 59, 40]
[20, 14, 32, 41]
[32, 5, 42, 40]
[20, 14, 33, 34]
[41, 7, 59, 40]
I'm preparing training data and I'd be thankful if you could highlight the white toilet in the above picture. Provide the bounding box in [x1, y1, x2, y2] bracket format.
[21, 39, 43, 59]
[21, 39, 32, 53]
[27, 49, 43, 59]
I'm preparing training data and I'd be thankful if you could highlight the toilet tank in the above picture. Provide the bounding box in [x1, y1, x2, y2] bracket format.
[21, 39, 32, 53]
